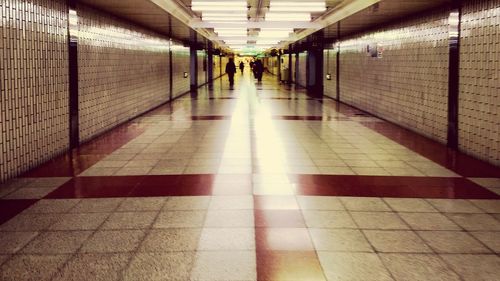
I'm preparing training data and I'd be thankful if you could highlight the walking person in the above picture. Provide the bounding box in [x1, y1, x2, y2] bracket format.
[225, 58, 236, 88]
[253, 59, 264, 82]
[239, 61, 245, 74]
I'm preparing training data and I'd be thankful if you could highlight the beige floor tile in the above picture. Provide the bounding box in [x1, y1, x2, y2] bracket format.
[344, 159, 380, 168]
[440, 254, 500, 281]
[115, 167, 153, 175]
[340, 197, 391, 212]
[163, 196, 211, 210]
[70, 198, 124, 213]
[302, 210, 357, 228]
[81, 230, 146, 253]
[380, 253, 460, 281]
[446, 213, 500, 231]
[23, 199, 81, 214]
[387, 167, 424, 176]
[209, 195, 254, 210]
[351, 212, 409, 230]
[0, 214, 60, 231]
[468, 178, 500, 188]
[383, 198, 438, 213]
[0, 231, 38, 254]
[92, 161, 128, 168]
[124, 160, 159, 168]
[53, 253, 131, 281]
[364, 230, 431, 253]
[318, 252, 393, 281]
[0, 254, 70, 281]
[21, 231, 92, 254]
[469, 200, 500, 213]
[154, 210, 206, 228]
[49, 213, 110, 230]
[190, 251, 256, 281]
[79, 167, 120, 176]
[3, 187, 57, 199]
[148, 167, 185, 175]
[198, 228, 255, 250]
[470, 231, 500, 253]
[139, 228, 202, 252]
[318, 166, 356, 175]
[101, 212, 157, 229]
[313, 159, 347, 167]
[399, 213, 461, 230]
[352, 167, 391, 176]
[309, 228, 373, 252]
[204, 210, 254, 227]
[426, 199, 483, 213]
[123, 252, 195, 281]
[297, 196, 345, 210]
[116, 197, 166, 212]
[418, 231, 490, 253]
[23, 177, 71, 188]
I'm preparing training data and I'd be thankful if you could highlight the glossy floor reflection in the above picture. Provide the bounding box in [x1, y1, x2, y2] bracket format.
[0, 72, 499, 280]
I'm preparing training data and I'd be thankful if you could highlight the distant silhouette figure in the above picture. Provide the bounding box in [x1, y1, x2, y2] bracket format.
[239, 61, 245, 74]
[225, 58, 236, 87]
[253, 59, 264, 82]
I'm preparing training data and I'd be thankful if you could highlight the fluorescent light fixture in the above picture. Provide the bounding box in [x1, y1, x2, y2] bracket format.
[203, 16, 247, 21]
[270, 1, 326, 12]
[265, 12, 310, 21]
[258, 29, 292, 38]
[192, 1, 247, 11]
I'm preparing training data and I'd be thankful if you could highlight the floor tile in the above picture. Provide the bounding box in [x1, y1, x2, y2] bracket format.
[254, 196, 299, 210]
[0, 213, 59, 231]
[49, 213, 110, 230]
[426, 199, 483, 213]
[123, 252, 195, 281]
[470, 231, 500, 253]
[418, 231, 491, 253]
[22, 199, 81, 214]
[154, 210, 206, 228]
[21, 231, 92, 254]
[256, 227, 314, 251]
[309, 228, 372, 252]
[446, 213, 500, 231]
[340, 197, 391, 211]
[440, 254, 500, 281]
[257, 250, 326, 281]
[0, 254, 70, 281]
[190, 251, 256, 281]
[469, 199, 500, 213]
[297, 196, 345, 210]
[116, 197, 166, 211]
[302, 210, 357, 228]
[318, 252, 393, 281]
[3, 187, 58, 199]
[198, 228, 255, 250]
[380, 253, 460, 281]
[101, 211, 157, 229]
[163, 196, 211, 210]
[208, 195, 254, 209]
[52, 253, 131, 281]
[399, 213, 461, 230]
[204, 209, 254, 227]
[254, 210, 306, 228]
[140, 228, 201, 252]
[80, 230, 146, 253]
[70, 198, 124, 213]
[0, 231, 38, 254]
[364, 230, 432, 253]
[351, 212, 409, 230]
[383, 198, 438, 212]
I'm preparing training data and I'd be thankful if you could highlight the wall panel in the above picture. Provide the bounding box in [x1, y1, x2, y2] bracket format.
[459, 0, 500, 165]
[297, 52, 307, 87]
[213, 56, 221, 79]
[170, 43, 190, 99]
[323, 48, 338, 99]
[77, 4, 170, 142]
[339, 12, 450, 143]
[0, 0, 69, 182]
[197, 50, 206, 86]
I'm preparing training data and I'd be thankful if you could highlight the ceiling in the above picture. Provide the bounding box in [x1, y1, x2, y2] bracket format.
[79, 0, 454, 52]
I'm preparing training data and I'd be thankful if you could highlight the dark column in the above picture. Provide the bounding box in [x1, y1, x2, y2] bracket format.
[288, 45, 293, 84]
[447, 2, 461, 149]
[336, 22, 341, 101]
[190, 32, 198, 92]
[306, 31, 324, 98]
[68, 0, 79, 149]
[207, 43, 214, 89]
[169, 40, 173, 101]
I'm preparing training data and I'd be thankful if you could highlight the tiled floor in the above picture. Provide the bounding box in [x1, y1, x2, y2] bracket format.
[1, 72, 499, 280]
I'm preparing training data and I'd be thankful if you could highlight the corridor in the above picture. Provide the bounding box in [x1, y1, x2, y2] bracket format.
[0, 72, 499, 281]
